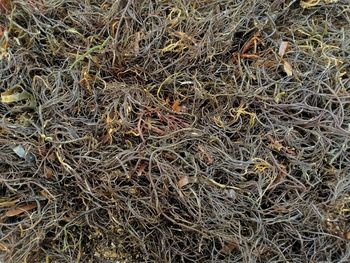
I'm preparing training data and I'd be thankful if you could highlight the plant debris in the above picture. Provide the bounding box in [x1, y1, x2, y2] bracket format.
[0, 0, 349, 262]
[5, 202, 37, 217]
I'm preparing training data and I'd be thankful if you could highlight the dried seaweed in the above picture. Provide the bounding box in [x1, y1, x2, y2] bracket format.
[1, 0, 350, 262]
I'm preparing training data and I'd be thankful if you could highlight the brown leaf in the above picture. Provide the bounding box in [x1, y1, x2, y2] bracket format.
[267, 134, 283, 151]
[344, 232, 350, 240]
[177, 176, 197, 188]
[241, 32, 261, 54]
[45, 167, 54, 178]
[178, 176, 197, 188]
[278, 41, 288, 57]
[269, 140, 284, 151]
[5, 203, 37, 217]
[172, 99, 182, 112]
[39, 190, 52, 200]
[222, 242, 237, 254]
[0, 242, 9, 252]
[47, 151, 56, 162]
[283, 60, 293, 76]
[137, 163, 147, 176]
[178, 176, 189, 188]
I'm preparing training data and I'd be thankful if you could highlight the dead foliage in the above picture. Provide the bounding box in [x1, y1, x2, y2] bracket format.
[0, 0, 349, 262]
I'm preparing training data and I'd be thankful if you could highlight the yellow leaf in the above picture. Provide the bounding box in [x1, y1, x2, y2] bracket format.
[161, 41, 182, 53]
[300, 0, 338, 8]
[253, 158, 271, 173]
[283, 60, 293, 76]
[0, 199, 18, 208]
[274, 92, 286, 104]
[300, 0, 321, 8]
[1, 87, 36, 108]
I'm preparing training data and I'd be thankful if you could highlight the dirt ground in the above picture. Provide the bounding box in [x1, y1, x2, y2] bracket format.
[1, 0, 350, 262]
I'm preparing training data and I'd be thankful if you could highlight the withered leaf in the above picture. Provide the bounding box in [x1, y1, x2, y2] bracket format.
[0, 199, 18, 208]
[5, 203, 37, 217]
[178, 176, 197, 188]
[300, 0, 338, 9]
[278, 41, 288, 57]
[172, 99, 182, 112]
[178, 176, 189, 188]
[0, 242, 9, 252]
[222, 242, 237, 254]
[344, 232, 350, 240]
[283, 60, 293, 76]
[45, 167, 54, 178]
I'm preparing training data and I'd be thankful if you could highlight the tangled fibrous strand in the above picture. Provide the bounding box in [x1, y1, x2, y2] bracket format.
[0, 0, 349, 262]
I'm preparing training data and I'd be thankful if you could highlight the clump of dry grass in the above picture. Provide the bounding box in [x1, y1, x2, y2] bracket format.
[1, 0, 350, 262]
